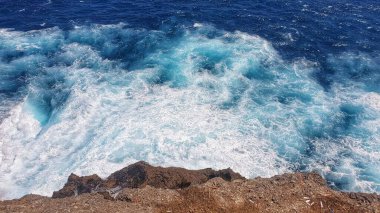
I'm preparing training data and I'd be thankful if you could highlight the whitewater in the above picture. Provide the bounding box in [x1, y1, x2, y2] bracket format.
[0, 23, 379, 199]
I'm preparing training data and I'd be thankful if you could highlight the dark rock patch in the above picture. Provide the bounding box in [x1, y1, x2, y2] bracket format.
[52, 161, 244, 198]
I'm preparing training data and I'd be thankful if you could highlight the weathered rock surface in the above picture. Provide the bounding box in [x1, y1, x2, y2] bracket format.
[52, 174, 103, 198]
[1, 162, 380, 213]
[52, 161, 244, 198]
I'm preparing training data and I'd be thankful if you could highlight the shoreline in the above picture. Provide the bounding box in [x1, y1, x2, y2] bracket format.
[1, 161, 380, 212]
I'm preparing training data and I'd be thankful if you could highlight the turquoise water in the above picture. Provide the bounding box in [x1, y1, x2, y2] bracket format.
[0, 1, 379, 199]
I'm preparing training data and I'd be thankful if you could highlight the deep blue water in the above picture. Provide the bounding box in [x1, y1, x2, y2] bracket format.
[0, 0, 379, 199]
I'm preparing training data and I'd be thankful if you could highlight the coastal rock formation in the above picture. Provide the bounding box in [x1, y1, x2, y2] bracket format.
[52, 161, 244, 198]
[52, 174, 103, 198]
[1, 162, 380, 212]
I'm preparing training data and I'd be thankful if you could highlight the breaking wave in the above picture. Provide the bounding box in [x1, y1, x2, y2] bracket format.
[0, 23, 379, 199]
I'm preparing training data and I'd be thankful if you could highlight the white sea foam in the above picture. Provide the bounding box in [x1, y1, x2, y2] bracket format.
[0, 24, 379, 199]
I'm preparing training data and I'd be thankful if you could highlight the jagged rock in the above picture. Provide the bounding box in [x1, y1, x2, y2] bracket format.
[1, 164, 380, 213]
[52, 174, 102, 198]
[102, 161, 244, 189]
[348, 192, 380, 204]
[52, 161, 244, 198]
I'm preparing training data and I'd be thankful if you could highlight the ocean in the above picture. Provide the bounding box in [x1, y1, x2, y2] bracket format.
[0, 0, 379, 199]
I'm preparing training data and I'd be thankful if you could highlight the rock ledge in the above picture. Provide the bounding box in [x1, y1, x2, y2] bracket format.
[1, 162, 380, 212]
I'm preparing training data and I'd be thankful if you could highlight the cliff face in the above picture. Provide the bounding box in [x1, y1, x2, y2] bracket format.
[1, 162, 380, 213]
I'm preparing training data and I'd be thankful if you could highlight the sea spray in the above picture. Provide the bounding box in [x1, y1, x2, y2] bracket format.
[0, 24, 379, 199]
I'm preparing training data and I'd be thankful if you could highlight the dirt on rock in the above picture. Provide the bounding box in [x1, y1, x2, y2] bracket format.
[52, 161, 244, 199]
[1, 162, 380, 213]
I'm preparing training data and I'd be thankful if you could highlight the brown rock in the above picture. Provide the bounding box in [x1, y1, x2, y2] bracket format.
[51, 161, 244, 198]
[103, 161, 244, 189]
[1, 162, 380, 212]
[52, 173, 102, 198]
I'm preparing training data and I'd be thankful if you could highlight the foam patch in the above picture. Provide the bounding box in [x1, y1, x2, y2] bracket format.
[0, 24, 379, 199]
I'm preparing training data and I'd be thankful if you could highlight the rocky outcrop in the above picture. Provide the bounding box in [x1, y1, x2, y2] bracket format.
[52, 161, 244, 198]
[1, 162, 380, 213]
[52, 174, 103, 198]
